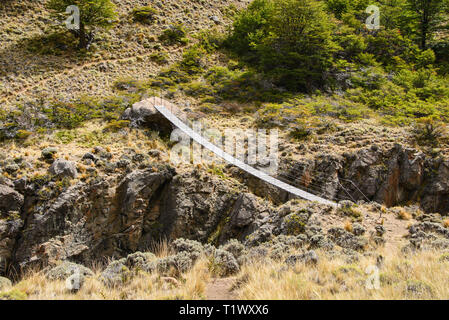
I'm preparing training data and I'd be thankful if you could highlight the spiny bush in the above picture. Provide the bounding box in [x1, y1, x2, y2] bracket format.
[132, 6, 158, 24]
[412, 117, 445, 147]
[220, 239, 246, 260]
[159, 24, 188, 45]
[172, 238, 206, 262]
[209, 249, 240, 277]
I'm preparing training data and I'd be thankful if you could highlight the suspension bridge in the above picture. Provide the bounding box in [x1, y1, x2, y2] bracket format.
[146, 97, 340, 207]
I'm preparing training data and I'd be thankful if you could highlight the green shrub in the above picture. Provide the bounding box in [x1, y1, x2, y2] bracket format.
[42, 99, 98, 129]
[226, 0, 338, 91]
[104, 120, 130, 132]
[412, 117, 444, 147]
[183, 81, 213, 97]
[179, 46, 207, 75]
[150, 52, 169, 65]
[195, 29, 225, 53]
[132, 6, 158, 24]
[159, 24, 188, 45]
[54, 130, 76, 144]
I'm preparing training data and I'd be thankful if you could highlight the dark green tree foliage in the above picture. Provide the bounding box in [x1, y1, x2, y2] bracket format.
[406, 0, 449, 49]
[227, 0, 338, 91]
[324, 0, 370, 19]
[47, 0, 117, 49]
[226, 0, 275, 61]
[219, 0, 449, 125]
[261, 0, 338, 90]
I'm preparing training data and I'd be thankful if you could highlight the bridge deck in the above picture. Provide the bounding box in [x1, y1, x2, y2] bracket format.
[148, 98, 336, 207]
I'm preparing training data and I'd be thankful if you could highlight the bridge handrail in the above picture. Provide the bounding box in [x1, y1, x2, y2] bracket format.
[151, 99, 337, 207]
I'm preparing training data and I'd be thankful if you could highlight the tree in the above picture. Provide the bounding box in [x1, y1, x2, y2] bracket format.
[227, 0, 338, 91]
[47, 0, 117, 49]
[262, 0, 338, 89]
[407, 0, 449, 49]
[226, 0, 275, 61]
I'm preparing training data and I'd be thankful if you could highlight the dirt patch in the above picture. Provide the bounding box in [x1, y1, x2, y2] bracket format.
[205, 278, 237, 300]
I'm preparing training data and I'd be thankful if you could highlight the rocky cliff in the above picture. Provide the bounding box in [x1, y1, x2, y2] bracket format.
[0, 140, 448, 277]
[238, 144, 449, 214]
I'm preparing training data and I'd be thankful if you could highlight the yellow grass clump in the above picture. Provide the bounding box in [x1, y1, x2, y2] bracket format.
[2, 247, 449, 300]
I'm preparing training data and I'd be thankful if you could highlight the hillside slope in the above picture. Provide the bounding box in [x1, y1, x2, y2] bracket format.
[0, 0, 449, 300]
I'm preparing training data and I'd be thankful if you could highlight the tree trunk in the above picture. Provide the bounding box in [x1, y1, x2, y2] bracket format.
[421, 28, 427, 49]
[421, 17, 428, 49]
[78, 22, 88, 49]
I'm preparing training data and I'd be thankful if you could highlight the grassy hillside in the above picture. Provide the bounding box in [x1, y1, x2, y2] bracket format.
[1, 0, 449, 301]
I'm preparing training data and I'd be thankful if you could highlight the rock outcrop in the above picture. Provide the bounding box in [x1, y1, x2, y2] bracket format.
[121, 97, 175, 135]
[48, 159, 78, 179]
[12, 166, 175, 270]
[0, 142, 448, 277]
[154, 169, 243, 243]
[238, 144, 449, 214]
[0, 219, 22, 275]
[0, 184, 24, 217]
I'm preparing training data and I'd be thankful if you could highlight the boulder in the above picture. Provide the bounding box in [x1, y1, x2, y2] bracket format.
[0, 184, 23, 217]
[49, 159, 77, 179]
[285, 250, 319, 266]
[41, 147, 58, 160]
[46, 261, 93, 281]
[0, 276, 12, 290]
[66, 272, 85, 292]
[121, 97, 175, 135]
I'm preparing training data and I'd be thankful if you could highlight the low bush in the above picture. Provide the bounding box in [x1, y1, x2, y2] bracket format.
[412, 117, 445, 147]
[132, 6, 158, 24]
[159, 24, 188, 45]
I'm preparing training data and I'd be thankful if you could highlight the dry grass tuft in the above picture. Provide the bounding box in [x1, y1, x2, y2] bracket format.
[237, 249, 449, 300]
[396, 208, 412, 221]
[2, 246, 449, 300]
[443, 219, 449, 228]
[344, 221, 353, 233]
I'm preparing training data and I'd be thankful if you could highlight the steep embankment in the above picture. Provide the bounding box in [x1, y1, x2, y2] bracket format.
[0, 0, 249, 107]
[0, 101, 447, 278]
